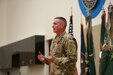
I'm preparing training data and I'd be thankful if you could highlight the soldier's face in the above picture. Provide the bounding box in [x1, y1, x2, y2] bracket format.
[52, 19, 64, 34]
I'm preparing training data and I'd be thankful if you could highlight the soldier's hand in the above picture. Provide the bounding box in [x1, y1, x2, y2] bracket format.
[37, 51, 45, 62]
[45, 54, 55, 63]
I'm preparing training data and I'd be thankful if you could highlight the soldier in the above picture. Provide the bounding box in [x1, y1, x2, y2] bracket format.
[38, 17, 77, 75]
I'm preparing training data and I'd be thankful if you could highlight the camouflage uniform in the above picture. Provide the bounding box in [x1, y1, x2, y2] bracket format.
[49, 31, 77, 75]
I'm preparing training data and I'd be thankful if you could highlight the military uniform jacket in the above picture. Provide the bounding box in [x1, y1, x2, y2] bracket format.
[49, 31, 77, 75]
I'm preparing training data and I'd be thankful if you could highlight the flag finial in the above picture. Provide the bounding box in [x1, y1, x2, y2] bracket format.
[71, 7, 73, 16]
[109, 0, 112, 5]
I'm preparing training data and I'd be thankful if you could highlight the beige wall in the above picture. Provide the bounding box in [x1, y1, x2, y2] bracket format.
[0, 0, 7, 46]
[0, 0, 112, 75]
[93, 25, 100, 75]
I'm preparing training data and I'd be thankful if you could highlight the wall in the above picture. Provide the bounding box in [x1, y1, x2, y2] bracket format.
[0, 0, 112, 75]
[0, 0, 7, 46]
[93, 25, 100, 75]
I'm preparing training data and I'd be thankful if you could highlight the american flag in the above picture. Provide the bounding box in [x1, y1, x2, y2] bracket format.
[68, 9, 78, 75]
[68, 10, 73, 36]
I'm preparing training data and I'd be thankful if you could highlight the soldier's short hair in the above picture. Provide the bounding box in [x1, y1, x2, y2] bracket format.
[54, 17, 67, 28]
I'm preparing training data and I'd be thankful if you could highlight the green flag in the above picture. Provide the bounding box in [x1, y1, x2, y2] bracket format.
[102, 4, 113, 75]
[86, 16, 96, 75]
[99, 9, 110, 75]
[100, 9, 106, 46]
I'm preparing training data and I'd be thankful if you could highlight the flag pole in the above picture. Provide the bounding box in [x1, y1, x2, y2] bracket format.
[71, 7, 73, 16]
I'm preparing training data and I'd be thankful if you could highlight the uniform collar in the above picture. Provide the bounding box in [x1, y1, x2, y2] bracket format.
[55, 31, 66, 39]
[53, 31, 66, 44]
